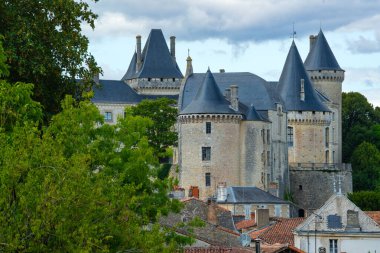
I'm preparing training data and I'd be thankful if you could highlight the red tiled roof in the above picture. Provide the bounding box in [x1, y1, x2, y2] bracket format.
[260, 243, 306, 253]
[365, 211, 380, 225]
[235, 219, 256, 230]
[185, 247, 254, 253]
[249, 217, 305, 246]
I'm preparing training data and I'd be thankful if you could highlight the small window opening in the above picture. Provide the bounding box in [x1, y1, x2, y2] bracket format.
[206, 122, 211, 134]
[205, 173, 211, 186]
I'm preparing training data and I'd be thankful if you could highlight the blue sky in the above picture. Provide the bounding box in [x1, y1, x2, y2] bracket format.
[83, 0, 380, 107]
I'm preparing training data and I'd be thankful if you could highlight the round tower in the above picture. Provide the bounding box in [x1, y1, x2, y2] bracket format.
[305, 30, 344, 164]
[178, 70, 242, 199]
[278, 41, 332, 164]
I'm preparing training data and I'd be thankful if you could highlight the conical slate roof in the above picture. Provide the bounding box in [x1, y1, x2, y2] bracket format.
[122, 29, 183, 80]
[246, 104, 265, 121]
[304, 30, 342, 71]
[180, 69, 239, 115]
[278, 41, 330, 112]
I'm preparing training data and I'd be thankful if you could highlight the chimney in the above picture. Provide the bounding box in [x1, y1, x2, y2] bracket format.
[185, 55, 193, 77]
[170, 36, 176, 60]
[230, 85, 239, 111]
[136, 35, 142, 72]
[207, 199, 218, 225]
[255, 239, 261, 253]
[309, 35, 317, 52]
[217, 182, 227, 202]
[300, 79, 305, 101]
[224, 88, 231, 100]
[219, 69, 225, 73]
[255, 209, 269, 228]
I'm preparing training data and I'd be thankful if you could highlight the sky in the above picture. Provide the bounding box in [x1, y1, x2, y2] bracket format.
[83, 0, 380, 107]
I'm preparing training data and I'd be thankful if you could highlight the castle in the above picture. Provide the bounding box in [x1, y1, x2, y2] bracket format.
[92, 29, 352, 212]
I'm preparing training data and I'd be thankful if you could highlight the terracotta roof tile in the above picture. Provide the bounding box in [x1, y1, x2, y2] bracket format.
[184, 247, 254, 253]
[365, 211, 380, 225]
[249, 217, 305, 246]
[235, 219, 256, 230]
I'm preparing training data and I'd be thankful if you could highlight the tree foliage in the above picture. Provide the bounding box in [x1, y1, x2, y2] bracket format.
[348, 191, 380, 211]
[351, 142, 380, 191]
[342, 92, 380, 162]
[129, 98, 178, 160]
[0, 92, 189, 251]
[0, 0, 101, 117]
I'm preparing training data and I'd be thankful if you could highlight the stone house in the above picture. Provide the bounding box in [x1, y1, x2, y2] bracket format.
[216, 186, 292, 219]
[294, 193, 380, 253]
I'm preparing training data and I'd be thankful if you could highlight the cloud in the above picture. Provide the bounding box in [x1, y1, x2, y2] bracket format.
[84, 0, 380, 44]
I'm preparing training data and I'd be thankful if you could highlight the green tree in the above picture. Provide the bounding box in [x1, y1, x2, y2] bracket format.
[348, 191, 380, 211]
[342, 92, 378, 162]
[0, 93, 190, 251]
[129, 98, 178, 161]
[351, 142, 380, 191]
[0, 0, 101, 117]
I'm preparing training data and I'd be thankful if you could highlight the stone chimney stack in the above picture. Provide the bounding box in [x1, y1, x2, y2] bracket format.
[217, 182, 227, 202]
[309, 35, 317, 52]
[230, 85, 239, 111]
[136, 35, 142, 72]
[255, 209, 269, 228]
[185, 55, 193, 77]
[300, 78, 305, 101]
[170, 36, 176, 60]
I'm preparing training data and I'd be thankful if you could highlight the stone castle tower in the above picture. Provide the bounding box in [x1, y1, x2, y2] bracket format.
[122, 29, 183, 95]
[305, 30, 345, 164]
[178, 70, 243, 198]
[283, 36, 352, 212]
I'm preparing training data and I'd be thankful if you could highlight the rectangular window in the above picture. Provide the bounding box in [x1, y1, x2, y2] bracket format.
[202, 147, 211, 161]
[104, 112, 113, 122]
[267, 129, 270, 144]
[205, 173, 211, 186]
[274, 205, 281, 217]
[262, 129, 265, 144]
[287, 126, 293, 147]
[329, 239, 338, 253]
[325, 127, 329, 148]
[206, 122, 211, 134]
[267, 151, 270, 166]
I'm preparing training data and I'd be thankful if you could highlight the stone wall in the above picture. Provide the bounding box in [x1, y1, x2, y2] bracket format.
[289, 164, 352, 211]
[95, 103, 130, 124]
[267, 106, 288, 198]
[287, 111, 331, 164]
[178, 114, 242, 199]
[220, 203, 290, 218]
[239, 120, 270, 190]
[308, 69, 344, 164]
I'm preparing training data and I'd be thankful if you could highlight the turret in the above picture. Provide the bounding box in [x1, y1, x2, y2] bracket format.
[305, 29, 344, 164]
[278, 41, 331, 164]
[178, 69, 242, 199]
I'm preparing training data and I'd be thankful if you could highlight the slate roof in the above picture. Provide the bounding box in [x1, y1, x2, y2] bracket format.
[277, 41, 330, 112]
[181, 72, 282, 113]
[92, 80, 141, 104]
[92, 79, 178, 104]
[246, 104, 266, 121]
[122, 29, 183, 80]
[180, 70, 241, 115]
[304, 30, 342, 71]
[160, 199, 242, 247]
[218, 187, 289, 204]
[249, 217, 306, 246]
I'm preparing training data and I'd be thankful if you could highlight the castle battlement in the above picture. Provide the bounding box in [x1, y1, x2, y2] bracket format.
[289, 163, 352, 172]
